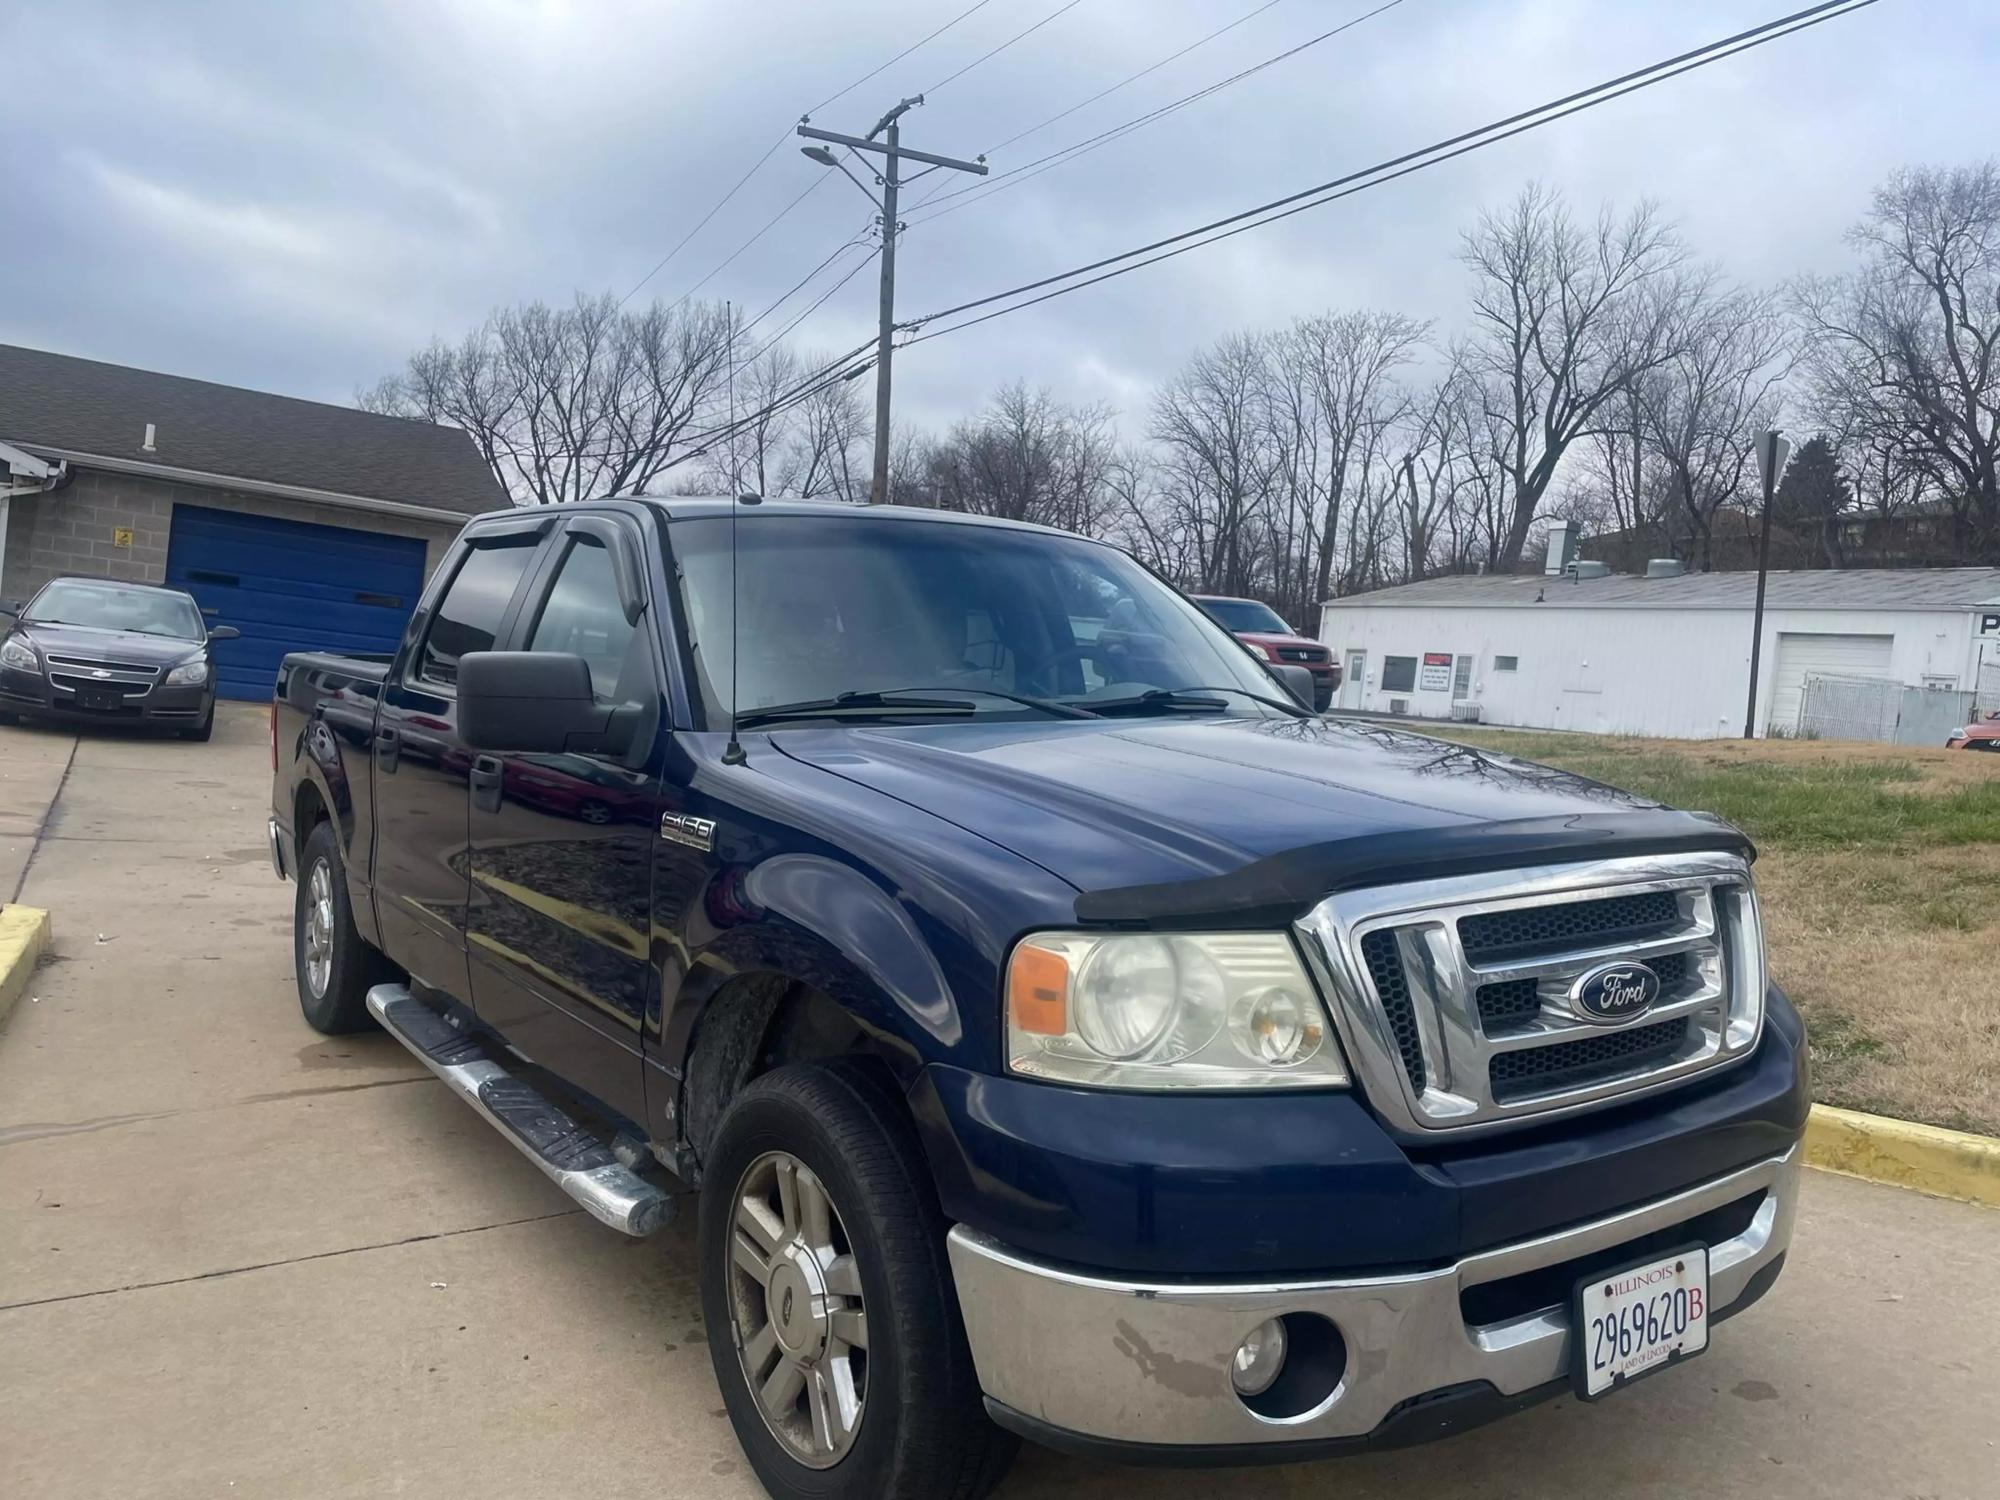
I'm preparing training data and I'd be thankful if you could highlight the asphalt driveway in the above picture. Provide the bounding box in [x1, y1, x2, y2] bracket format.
[1, 706, 1996, 1499]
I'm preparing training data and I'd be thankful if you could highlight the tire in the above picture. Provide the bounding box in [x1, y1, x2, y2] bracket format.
[181, 705, 215, 742]
[294, 821, 392, 1034]
[699, 1060, 1016, 1500]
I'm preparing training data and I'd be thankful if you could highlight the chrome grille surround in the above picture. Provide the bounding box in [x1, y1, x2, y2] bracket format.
[43, 653, 162, 699]
[1294, 852, 1765, 1137]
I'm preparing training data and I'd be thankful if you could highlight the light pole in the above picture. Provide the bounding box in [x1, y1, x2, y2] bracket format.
[798, 98, 986, 504]
[1743, 428, 1791, 739]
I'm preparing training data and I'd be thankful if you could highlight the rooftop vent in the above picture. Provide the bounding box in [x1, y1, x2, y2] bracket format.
[1645, 558, 1686, 579]
[142, 423, 157, 453]
[1543, 519, 1577, 576]
[1566, 560, 1613, 581]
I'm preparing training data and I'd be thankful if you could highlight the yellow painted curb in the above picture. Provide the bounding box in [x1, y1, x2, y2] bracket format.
[0, 904, 52, 1028]
[1805, 1103, 2000, 1210]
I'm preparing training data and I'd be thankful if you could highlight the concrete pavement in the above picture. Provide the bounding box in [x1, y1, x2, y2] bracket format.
[2, 706, 1997, 1499]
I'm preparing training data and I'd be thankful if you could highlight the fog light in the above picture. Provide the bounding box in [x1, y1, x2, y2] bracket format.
[1230, 1317, 1288, 1396]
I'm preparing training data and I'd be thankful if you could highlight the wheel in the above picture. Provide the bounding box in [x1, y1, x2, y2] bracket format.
[294, 821, 392, 1033]
[579, 799, 613, 825]
[700, 1061, 1016, 1500]
[180, 705, 215, 742]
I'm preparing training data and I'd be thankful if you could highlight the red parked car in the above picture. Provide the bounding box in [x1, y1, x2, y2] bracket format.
[1190, 594, 1339, 711]
[1946, 710, 2000, 751]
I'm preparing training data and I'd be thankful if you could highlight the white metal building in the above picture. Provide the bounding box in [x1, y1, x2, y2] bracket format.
[1319, 559, 2000, 740]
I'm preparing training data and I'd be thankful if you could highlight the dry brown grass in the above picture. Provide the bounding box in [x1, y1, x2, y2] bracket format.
[1757, 845, 2000, 1134]
[1438, 727, 2000, 1133]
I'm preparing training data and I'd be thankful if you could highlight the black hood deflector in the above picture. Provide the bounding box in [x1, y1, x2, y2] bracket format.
[1073, 810, 1753, 929]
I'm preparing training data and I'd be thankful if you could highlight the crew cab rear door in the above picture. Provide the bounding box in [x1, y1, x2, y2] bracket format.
[463, 512, 662, 1126]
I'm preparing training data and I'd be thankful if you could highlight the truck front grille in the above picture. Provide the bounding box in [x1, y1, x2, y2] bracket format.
[1296, 853, 1767, 1136]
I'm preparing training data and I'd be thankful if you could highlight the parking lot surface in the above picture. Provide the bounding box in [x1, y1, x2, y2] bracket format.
[2, 707, 1996, 1499]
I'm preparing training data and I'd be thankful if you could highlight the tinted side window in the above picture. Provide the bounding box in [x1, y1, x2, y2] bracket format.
[415, 542, 538, 689]
[526, 536, 638, 704]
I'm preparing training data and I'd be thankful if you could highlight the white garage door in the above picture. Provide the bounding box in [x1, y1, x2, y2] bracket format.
[1769, 631, 1894, 733]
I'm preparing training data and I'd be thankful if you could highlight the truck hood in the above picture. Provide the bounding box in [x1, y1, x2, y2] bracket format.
[6, 620, 207, 666]
[772, 716, 1746, 924]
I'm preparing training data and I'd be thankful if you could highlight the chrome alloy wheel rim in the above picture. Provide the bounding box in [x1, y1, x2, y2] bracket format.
[726, 1151, 868, 1467]
[304, 858, 334, 998]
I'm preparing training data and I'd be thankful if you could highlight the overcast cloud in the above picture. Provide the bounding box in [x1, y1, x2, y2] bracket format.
[4, 0, 1993, 440]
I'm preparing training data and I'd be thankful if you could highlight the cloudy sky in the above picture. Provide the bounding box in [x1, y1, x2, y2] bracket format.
[4, 0, 1992, 440]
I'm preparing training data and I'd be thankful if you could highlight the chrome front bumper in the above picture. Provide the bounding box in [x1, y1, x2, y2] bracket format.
[267, 816, 290, 881]
[947, 1144, 1799, 1451]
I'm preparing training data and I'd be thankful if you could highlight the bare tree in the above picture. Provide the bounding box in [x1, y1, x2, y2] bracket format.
[362, 293, 735, 503]
[1795, 161, 2000, 560]
[1277, 310, 1427, 605]
[1149, 334, 1280, 596]
[1459, 184, 1688, 566]
[1636, 274, 1791, 569]
[911, 383, 1120, 532]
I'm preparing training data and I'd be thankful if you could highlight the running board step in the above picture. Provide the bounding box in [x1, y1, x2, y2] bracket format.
[366, 984, 675, 1237]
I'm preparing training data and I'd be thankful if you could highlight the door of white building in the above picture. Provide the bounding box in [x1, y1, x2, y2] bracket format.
[1341, 650, 1365, 710]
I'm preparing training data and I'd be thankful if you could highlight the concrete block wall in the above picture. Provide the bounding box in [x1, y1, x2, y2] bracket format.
[2, 468, 461, 603]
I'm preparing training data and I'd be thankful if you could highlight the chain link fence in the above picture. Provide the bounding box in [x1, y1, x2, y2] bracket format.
[1793, 672, 1986, 745]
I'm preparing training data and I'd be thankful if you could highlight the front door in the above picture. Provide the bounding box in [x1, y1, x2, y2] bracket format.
[466, 516, 661, 1125]
[370, 526, 547, 999]
[1341, 651, 1365, 710]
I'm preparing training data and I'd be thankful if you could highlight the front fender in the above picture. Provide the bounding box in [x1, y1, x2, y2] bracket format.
[659, 856, 962, 1085]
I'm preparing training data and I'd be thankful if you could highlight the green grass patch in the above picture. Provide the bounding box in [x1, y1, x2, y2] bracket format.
[1432, 732, 2000, 852]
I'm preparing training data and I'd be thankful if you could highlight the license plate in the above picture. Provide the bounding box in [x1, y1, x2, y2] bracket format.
[1572, 1244, 1708, 1399]
[80, 690, 122, 711]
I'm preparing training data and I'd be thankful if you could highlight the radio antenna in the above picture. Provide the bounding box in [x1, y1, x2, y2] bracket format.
[722, 301, 749, 766]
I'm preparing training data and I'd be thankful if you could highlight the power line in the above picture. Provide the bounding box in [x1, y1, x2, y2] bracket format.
[904, 0, 1406, 227]
[899, 0, 1883, 347]
[806, 0, 1000, 116]
[620, 128, 791, 307]
[986, 0, 1289, 158]
[621, 1, 999, 307]
[664, 174, 831, 313]
[740, 234, 874, 339]
[926, 0, 1091, 94]
[746, 247, 883, 360]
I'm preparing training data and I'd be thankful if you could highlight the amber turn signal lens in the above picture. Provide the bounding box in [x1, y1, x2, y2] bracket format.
[1008, 942, 1069, 1036]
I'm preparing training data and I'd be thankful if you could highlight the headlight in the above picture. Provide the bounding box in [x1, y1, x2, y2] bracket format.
[165, 659, 210, 686]
[1006, 931, 1349, 1089]
[0, 635, 38, 671]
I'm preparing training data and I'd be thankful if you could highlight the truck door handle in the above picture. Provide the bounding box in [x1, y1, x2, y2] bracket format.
[374, 725, 401, 773]
[470, 754, 505, 814]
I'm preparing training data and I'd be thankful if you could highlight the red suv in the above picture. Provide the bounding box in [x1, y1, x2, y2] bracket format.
[1190, 594, 1339, 711]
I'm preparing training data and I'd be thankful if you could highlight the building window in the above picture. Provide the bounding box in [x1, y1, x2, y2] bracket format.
[1494, 655, 1519, 672]
[1381, 655, 1417, 693]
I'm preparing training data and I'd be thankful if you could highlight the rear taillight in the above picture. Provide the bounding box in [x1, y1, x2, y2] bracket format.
[269, 701, 277, 772]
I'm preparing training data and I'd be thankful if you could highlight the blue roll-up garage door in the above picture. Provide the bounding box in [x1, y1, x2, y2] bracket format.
[165, 504, 429, 700]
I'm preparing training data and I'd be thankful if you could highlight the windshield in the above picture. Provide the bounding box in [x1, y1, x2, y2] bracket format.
[1197, 597, 1290, 634]
[670, 515, 1285, 723]
[23, 580, 206, 640]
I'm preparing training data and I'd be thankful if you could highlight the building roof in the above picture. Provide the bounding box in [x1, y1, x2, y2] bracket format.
[1329, 567, 2000, 613]
[0, 343, 507, 516]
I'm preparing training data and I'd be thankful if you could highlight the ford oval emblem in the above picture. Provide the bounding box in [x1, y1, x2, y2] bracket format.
[1570, 961, 1661, 1024]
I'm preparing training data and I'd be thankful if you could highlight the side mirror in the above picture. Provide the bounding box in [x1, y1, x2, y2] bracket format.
[208, 625, 241, 642]
[458, 652, 610, 753]
[0, 600, 20, 619]
[1268, 662, 1317, 711]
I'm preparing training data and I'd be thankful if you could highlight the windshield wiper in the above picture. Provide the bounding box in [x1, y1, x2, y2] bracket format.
[1090, 685, 1311, 719]
[735, 687, 1099, 730]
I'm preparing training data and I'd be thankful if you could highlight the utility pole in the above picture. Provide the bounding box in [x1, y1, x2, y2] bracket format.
[1743, 428, 1791, 739]
[798, 97, 986, 504]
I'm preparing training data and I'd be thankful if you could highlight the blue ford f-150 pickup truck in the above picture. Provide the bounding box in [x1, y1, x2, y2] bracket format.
[269, 497, 1805, 1500]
